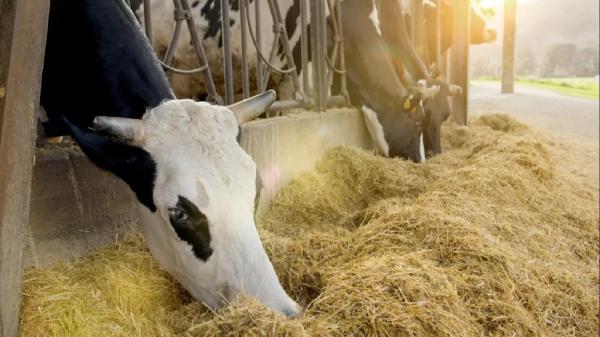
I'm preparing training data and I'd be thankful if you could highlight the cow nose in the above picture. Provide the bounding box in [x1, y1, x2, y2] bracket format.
[282, 302, 304, 318]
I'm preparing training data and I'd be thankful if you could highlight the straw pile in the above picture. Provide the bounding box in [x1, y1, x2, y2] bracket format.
[21, 114, 599, 337]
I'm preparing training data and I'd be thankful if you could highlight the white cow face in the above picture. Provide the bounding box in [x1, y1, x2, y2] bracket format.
[93, 92, 302, 317]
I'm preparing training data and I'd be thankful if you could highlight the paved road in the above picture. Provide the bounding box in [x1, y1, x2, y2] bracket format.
[469, 81, 599, 145]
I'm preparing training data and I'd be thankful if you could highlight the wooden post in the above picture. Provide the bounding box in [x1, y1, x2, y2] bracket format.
[501, 0, 517, 94]
[449, 0, 470, 125]
[0, 1, 50, 337]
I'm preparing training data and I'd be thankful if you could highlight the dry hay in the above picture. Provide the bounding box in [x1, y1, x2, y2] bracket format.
[20, 114, 599, 337]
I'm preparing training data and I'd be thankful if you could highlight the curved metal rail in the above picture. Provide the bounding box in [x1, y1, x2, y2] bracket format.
[137, 0, 350, 112]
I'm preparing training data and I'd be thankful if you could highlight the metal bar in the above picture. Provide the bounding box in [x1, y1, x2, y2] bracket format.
[163, 8, 184, 66]
[318, 0, 328, 109]
[300, 0, 309, 100]
[310, 0, 327, 112]
[220, 0, 234, 104]
[260, 29, 280, 91]
[179, 0, 221, 103]
[436, 0, 442, 72]
[335, 0, 348, 100]
[242, 4, 297, 75]
[0, 1, 50, 337]
[143, 0, 153, 45]
[267, 95, 346, 112]
[266, 0, 302, 97]
[240, 0, 250, 98]
[325, 0, 338, 89]
[450, 0, 470, 125]
[255, 0, 263, 94]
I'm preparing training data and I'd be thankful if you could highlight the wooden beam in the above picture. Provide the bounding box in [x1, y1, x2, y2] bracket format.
[449, 0, 471, 125]
[0, 1, 49, 336]
[501, 0, 517, 94]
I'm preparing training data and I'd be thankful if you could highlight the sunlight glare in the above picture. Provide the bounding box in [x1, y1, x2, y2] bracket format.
[479, 0, 538, 10]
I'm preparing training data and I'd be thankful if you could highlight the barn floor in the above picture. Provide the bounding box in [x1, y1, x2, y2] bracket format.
[24, 142, 138, 267]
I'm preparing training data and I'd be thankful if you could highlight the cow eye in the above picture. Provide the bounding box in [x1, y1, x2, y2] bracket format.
[169, 207, 189, 222]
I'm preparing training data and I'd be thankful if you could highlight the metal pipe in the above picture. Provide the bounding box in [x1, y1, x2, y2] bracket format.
[163, 0, 185, 66]
[143, 0, 153, 45]
[240, 0, 250, 98]
[180, 0, 221, 103]
[335, 0, 348, 100]
[318, 0, 327, 109]
[261, 29, 281, 91]
[267, 95, 346, 112]
[310, 0, 327, 112]
[255, 0, 263, 94]
[266, 0, 302, 97]
[300, 0, 309, 100]
[220, 0, 234, 104]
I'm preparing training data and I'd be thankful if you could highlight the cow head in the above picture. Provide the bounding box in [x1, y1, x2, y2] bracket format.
[419, 79, 462, 156]
[67, 91, 302, 317]
[376, 0, 467, 159]
[360, 91, 425, 161]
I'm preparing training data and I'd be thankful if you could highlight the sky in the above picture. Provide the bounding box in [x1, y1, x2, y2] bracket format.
[471, 0, 600, 63]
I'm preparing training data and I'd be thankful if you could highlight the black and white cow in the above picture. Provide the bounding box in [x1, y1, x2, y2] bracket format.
[340, 0, 440, 161]
[377, 0, 463, 157]
[41, 0, 301, 317]
[135, 0, 446, 162]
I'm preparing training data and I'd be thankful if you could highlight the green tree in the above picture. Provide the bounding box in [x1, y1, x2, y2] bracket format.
[543, 43, 578, 76]
[516, 48, 537, 76]
[573, 47, 599, 76]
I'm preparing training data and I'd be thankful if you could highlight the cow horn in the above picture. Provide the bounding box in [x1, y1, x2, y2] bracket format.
[228, 90, 276, 124]
[416, 80, 440, 98]
[93, 116, 144, 145]
[449, 84, 463, 96]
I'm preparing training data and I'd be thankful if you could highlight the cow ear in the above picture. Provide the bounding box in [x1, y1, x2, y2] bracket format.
[93, 116, 144, 146]
[59, 115, 157, 211]
[228, 90, 276, 124]
[448, 84, 463, 96]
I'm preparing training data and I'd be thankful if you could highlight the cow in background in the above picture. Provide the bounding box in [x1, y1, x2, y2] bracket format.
[423, 0, 497, 66]
[134, 0, 447, 162]
[378, 0, 464, 157]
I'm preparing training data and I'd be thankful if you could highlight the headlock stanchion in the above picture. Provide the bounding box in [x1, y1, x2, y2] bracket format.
[137, 0, 349, 113]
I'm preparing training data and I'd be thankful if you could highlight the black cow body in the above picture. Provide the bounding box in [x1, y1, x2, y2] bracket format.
[423, 1, 497, 65]
[340, 0, 424, 162]
[41, 0, 175, 209]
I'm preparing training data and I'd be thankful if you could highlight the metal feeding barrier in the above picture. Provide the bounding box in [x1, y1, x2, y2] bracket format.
[137, 0, 349, 113]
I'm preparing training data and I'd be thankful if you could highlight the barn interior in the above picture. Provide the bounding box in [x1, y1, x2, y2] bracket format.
[1, 1, 598, 337]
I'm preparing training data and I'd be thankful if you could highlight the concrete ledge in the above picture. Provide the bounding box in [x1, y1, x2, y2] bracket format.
[26, 107, 374, 266]
[25, 146, 139, 267]
[241, 107, 374, 215]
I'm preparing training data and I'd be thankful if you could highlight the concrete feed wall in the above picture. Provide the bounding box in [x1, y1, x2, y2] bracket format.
[241, 108, 375, 215]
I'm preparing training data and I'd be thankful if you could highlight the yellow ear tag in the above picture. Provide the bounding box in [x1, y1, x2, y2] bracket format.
[403, 96, 412, 110]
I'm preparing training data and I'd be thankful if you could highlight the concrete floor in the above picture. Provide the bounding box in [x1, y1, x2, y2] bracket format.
[470, 81, 599, 145]
[24, 143, 139, 267]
